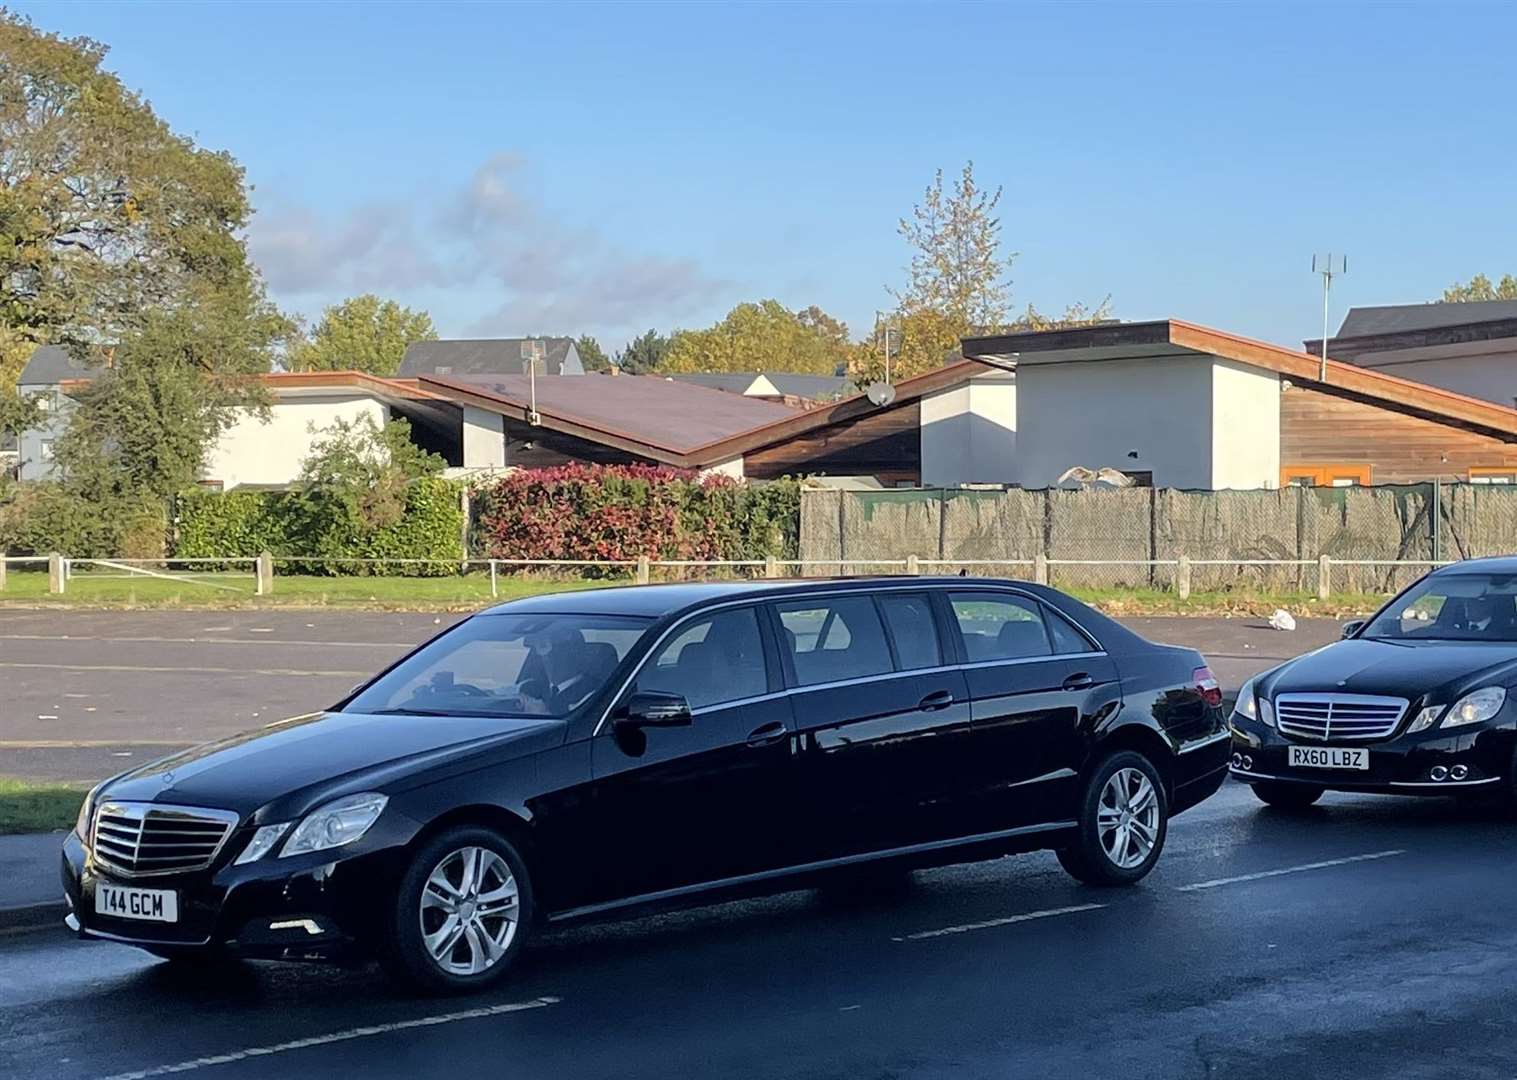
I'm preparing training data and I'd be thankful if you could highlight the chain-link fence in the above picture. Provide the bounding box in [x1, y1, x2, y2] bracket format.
[799, 484, 1517, 596]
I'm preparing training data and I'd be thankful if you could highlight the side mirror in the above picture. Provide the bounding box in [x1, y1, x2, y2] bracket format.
[1341, 619, 1365, 640]
[615, 691, 693, 731]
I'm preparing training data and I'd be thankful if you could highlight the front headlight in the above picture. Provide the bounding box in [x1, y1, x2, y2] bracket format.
[74, 784, 101, 841]
[234, 823, 291, 865]
[279, 793, 388, 858]
[1234, 678, 1273, 726]
[1442, 687, 1507, 729]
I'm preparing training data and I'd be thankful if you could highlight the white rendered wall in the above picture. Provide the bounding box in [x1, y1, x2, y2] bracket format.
[203, 394, 386, 490]
[920, 371, 1017, 486]
[1210, 359, 1280, 489]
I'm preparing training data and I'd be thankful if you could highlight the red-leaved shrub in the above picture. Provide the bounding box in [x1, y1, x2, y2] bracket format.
[470, 464, 797, 567]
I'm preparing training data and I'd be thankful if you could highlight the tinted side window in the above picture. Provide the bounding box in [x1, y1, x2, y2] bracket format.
[877, 593, 942, 671]
[1046, 608, 1096, 654]
[777, 597, 894, 686]
[634, 607, 768, 710]
[950, 593, 1052, 661]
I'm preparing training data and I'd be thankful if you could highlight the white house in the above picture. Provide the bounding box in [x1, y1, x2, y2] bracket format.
[963, 319, 1517, 490]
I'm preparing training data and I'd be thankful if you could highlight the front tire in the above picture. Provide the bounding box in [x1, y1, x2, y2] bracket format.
[1251, 780, 1324, 810]
[380, 825, 534, 994]
[1057, 751, 1168, 886]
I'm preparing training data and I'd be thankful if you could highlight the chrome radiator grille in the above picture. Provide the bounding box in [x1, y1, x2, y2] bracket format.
[92, 802, 239, 878]
[1273, 694, 1408, 742]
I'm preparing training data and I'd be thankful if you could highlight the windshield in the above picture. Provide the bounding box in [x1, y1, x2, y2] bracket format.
[345, 613, 651, 718]
[1363, 573, 1517, 643]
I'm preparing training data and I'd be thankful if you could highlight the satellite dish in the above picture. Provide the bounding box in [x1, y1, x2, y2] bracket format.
[865, 382, 896, 407]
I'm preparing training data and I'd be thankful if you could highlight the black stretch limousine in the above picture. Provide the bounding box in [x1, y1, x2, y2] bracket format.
[63, 577, 1229, 992]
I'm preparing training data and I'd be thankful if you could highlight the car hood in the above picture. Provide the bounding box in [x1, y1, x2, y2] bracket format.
[98, 711, 563, 818]
[1262, 638, 1517, 703]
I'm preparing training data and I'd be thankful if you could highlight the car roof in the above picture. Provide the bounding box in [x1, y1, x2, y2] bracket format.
[1435, 556, 1517, 576]
[481, 576, 1041, 619]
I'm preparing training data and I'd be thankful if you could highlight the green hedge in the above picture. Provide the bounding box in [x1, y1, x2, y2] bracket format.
[174, 477, 464, 576]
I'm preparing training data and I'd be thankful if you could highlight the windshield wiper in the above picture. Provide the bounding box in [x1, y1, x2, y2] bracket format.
[366, 707, 459, 717]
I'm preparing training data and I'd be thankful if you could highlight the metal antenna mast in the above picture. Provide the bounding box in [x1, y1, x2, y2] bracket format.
[1312, 254, 1347, 383]
[525, 339, 545, 426]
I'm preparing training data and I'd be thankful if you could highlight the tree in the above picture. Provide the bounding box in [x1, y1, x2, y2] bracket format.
[288, 295, 435, 376]
[1, 12, 272, 365]
[575, 335, 612, 373]
[2, 11, 288, 547]
[51, 297, 286, 505]
[294, 413, 444, 532]
[616, 329, 670, 375]
[894, 162, 1012, 329]
[859, 162, 1113, 384]
[1439, 274, 1517, 303]
[662, 300, 852, 375]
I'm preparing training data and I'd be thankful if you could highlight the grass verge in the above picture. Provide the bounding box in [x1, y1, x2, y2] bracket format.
[0, 568, 1387, 616]
[0, 569, 612, 611]
[1068, 587, 1385, 619]
[0, 778, 85, 835]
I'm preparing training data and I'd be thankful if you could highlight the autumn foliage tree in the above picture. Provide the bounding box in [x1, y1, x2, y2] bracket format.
[288, 295, 436, 376]
[1439, 274, 1517, 303]
[855, 162, 1111, 384]
[662, 300, 851, 375]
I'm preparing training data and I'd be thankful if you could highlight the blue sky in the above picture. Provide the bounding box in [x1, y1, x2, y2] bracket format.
[17, 0, 1517, 353]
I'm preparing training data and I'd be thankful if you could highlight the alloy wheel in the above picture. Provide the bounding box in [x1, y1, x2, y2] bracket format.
[1097, 767, 1160, 869]
[419, 845, 520, 976]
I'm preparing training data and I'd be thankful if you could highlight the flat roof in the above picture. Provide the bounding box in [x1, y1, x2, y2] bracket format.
[962, 319, 1517, 440]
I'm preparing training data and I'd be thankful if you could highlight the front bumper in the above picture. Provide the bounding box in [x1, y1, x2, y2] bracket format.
[1228, 713, 1517, 795]
[61, 815, 416, 960]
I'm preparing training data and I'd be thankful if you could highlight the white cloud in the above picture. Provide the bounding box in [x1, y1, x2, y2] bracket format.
[248, 155, 725, 343]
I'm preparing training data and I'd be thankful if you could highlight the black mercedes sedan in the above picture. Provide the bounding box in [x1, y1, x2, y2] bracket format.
[62, 577, 1229, 992]
[1231, 557, 1517, 810]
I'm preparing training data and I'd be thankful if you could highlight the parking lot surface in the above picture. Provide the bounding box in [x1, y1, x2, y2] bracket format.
[4, 779, 1514, 1080]
[0, 608, 1340, 781]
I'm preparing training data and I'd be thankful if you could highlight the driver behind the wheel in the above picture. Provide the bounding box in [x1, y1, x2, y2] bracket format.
[518, 624, 592, 715]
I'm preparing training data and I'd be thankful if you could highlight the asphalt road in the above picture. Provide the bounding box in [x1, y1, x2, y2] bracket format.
[0, 609, 1343, 782]
[5, 780, 1516, 1080]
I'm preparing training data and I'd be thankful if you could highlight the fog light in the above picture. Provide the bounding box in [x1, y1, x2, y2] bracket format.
[1242, 755, 1254, 770]
[1430, 766, 1449, 782]
[1231, 753, 1243, 768]
[1451, 765, 1470, 781]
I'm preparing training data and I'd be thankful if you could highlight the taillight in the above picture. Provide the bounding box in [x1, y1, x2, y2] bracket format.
[1193, 666, 1223, 707]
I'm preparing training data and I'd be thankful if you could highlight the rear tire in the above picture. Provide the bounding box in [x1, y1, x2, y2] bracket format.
[379, 825, 535, 995]
[1251, 780, 1324, 810]
[1057, 751, 1168, 887]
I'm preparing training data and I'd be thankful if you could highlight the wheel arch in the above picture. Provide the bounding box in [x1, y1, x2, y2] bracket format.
[409, 804, 538, 868]
[1088, 722, 1176, 799]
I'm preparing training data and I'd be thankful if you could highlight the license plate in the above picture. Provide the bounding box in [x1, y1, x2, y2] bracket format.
[1288, 745, 1368, 771]
[95, 883, 178, 923]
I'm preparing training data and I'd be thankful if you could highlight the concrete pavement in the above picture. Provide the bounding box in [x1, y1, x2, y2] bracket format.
[3, 781, 1513, 1079]
[0, 608, 1346, 782]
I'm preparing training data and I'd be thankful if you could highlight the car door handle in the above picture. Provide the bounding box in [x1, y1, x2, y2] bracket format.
[746, 721, 788, 748]
[918, 689, 956, 712]
[1062, 672, 1095, 691]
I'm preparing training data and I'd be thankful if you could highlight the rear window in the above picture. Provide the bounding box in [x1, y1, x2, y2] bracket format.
[776, 596, 894, 686]
[949, 593, 1052, 661]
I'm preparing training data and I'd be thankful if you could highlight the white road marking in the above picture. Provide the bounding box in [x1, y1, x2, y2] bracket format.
[1175, 849, 1406, 892]
[0, 633, 413, 648]
[97, 995, 560, 1080]
[0, 661, 367, 677]
[0, 739, 190, 749]
[894, 902, 1106, 942]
